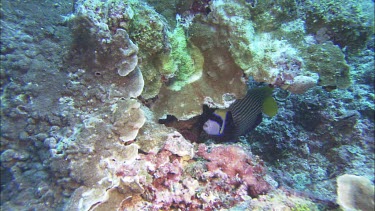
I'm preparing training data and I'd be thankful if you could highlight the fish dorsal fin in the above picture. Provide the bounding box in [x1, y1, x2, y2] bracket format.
[262, 96, 278, 117]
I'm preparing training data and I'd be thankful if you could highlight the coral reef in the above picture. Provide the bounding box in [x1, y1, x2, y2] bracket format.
[247, 83, 374, 202]
[192, 0, 320, 94]
[111, 99, 146, 143]
[0, 0, 374, 210]
[304, 41, 351, 89]
[71, 0, 170, 98]
[68, 0, 369, 120]
[232, 189, 321, 211]
[126, 141, 273, 210]
[197, 144, 271, 198]
[244, 33, 319, 92]
[72, 14, 139, 77]
[300, 0, 375, 52]
[71, 0, 206, 99]
[62, 129, 273, 210]
[70, 0, 244, 121]
[249, 1, 299, 32]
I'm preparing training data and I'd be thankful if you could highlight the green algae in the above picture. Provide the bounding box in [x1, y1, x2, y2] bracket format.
[249, 0, 299, 32]
[113, 1, 203, 96]
[161, 24, 204, 91]
[121, 1, 169, 98]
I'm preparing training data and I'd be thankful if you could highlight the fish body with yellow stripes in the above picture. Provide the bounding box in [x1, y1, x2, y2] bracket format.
[203, 86, 278, 141]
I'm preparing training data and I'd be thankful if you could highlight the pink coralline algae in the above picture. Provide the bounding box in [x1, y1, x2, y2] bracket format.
[140, 148, 201, 209]
[145, 143, 270, 209]
[163, 131, 195, 158]
[117, 133, 271, 210]
[197, 144, 271, 198]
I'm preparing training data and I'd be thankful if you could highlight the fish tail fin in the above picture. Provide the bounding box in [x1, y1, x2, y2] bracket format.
[262, 96, 278, 117]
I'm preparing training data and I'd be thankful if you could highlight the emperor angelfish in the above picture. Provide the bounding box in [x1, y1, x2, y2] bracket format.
[203, 86, 278, 141]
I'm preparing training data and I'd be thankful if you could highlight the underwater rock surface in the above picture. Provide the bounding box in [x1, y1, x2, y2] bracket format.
[0, 0, 374, 210]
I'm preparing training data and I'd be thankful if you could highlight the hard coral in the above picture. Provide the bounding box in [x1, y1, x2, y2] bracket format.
[111, 99, 146, 143]
[71, 15, 138, 77]
[197, 144, 271, 197]
[245, 32, 318, 93]
[337, 174, 375, 211]
[302, 0, 374, 52]
[161, 23, 204, 91]
[304, 41, 351, 89]
[73, 0, 170, 98]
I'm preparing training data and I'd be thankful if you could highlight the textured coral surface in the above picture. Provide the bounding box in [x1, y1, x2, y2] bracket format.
[1, 0, 374, 211]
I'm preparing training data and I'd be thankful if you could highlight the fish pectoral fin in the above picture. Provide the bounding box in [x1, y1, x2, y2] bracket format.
[262, 96, 278, 117]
